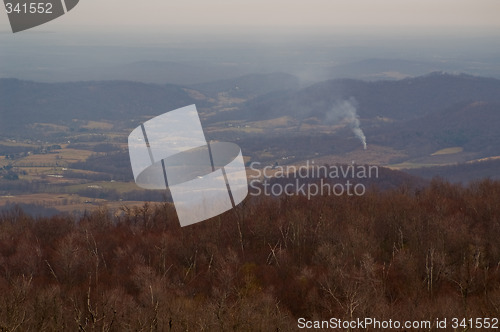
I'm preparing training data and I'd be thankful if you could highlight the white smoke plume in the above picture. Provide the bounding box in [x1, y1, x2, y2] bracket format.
[326, 97, 367, 150]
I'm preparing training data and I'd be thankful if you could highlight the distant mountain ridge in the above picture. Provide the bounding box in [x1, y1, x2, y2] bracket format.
[2, 73, 500, 161]
[234, 72, 500, 121]
[0, 79, 206, 133]
[3, 72, 498, 126]
[368, 100, 500, 159]
[189, 72, 301, 99]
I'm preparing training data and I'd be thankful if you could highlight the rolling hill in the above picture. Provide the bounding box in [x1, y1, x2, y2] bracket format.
[226, 72, 500, 122]
[0, 79, 209, 135]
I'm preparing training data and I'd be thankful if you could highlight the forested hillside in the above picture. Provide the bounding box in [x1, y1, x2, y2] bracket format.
[1, 179, 499, 330]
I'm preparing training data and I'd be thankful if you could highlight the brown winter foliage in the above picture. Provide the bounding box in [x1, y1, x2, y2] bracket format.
[0, 179, 499, 331]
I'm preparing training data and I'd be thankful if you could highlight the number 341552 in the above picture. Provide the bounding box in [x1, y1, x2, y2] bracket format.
[5, 3, 53, 14]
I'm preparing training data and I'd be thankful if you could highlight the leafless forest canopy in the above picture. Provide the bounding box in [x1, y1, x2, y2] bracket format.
[1, 179, 499, 331]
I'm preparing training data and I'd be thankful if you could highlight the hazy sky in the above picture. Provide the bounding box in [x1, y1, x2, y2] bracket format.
[1, 0, 500, 31]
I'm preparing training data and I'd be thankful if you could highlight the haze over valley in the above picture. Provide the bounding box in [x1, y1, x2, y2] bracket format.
[1, 28, 500, 215]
